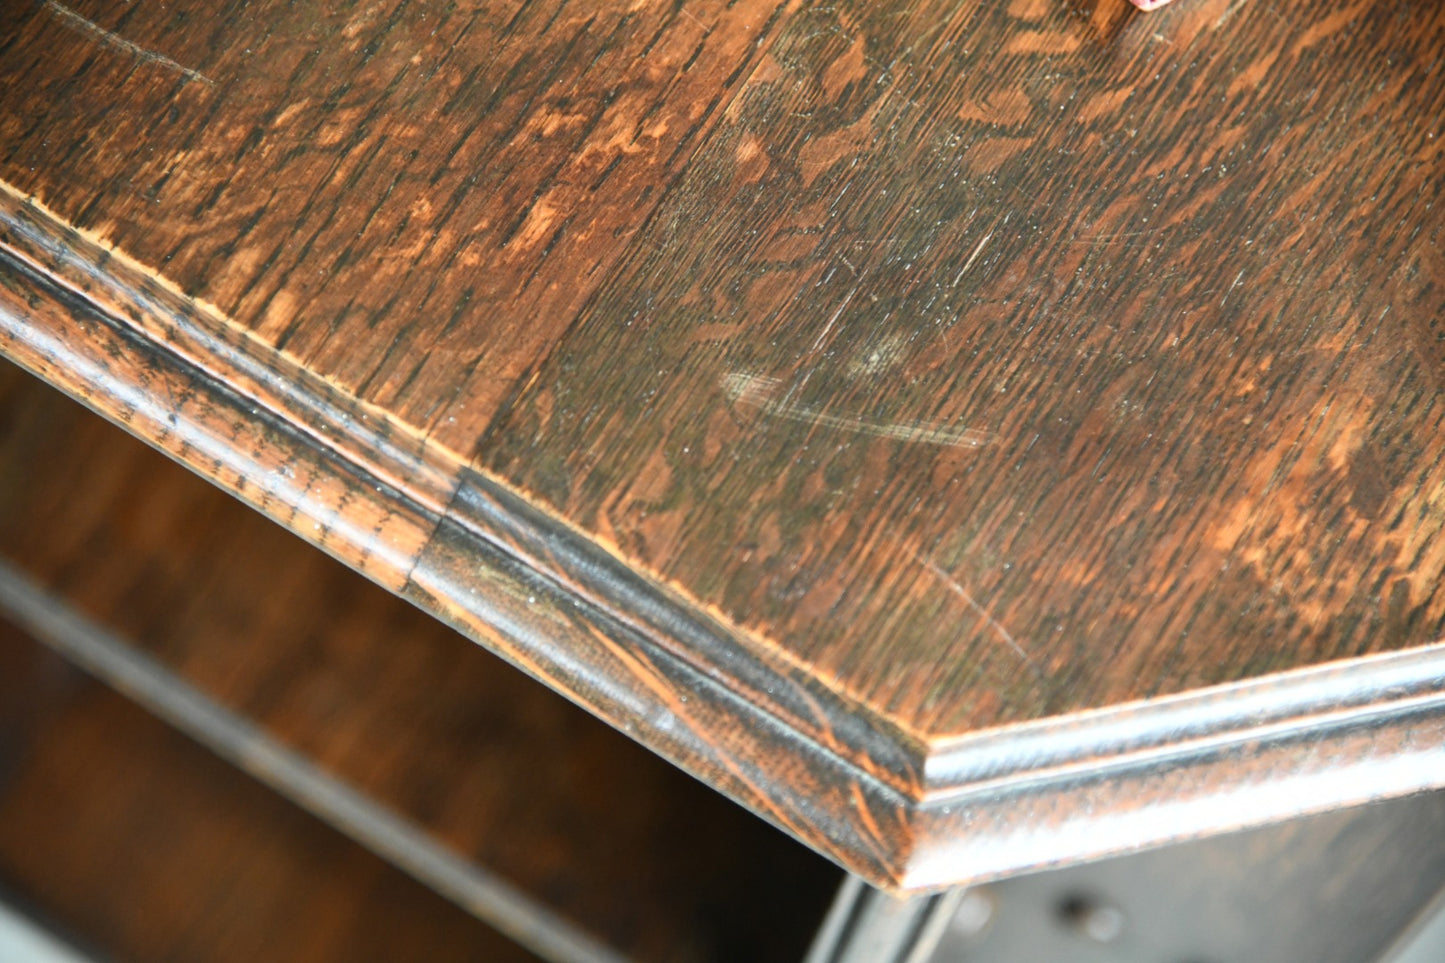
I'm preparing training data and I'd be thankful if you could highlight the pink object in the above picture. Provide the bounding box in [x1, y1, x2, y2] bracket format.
[1130, 0, 1176, 9]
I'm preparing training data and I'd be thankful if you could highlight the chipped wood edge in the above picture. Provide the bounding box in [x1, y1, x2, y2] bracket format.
[4, 185, 1445, 892]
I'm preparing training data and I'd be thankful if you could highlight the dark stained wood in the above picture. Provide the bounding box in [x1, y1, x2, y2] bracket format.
[1, 0, 1443, 892]
[0, 616, 544, 963]
[0, 148, 934, 886]
[0, 181, 452, 592]
[471, 0, 1445, 879]
[484, 0, 1445, 737]
[0, 0, 793, 453]
[0, 190, 924, 885]
[0, 360, 838, 963]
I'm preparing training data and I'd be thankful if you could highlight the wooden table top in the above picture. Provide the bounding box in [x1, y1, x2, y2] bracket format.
[1, 0, 1442, 890]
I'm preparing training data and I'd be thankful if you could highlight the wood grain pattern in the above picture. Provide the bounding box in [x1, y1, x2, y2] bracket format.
[0, 617, 544, 963]
[484, 0, 1445, 738]
[0, 183, 453, 590]
[0, 189, 928, 886]
[0, 0, 791, 452]
[0, 360, 837, 962]
[1, 0, 1443, 892]
[471, 0, 1445, 881]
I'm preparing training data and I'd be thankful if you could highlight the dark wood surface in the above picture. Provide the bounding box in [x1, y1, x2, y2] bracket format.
[0, 360, 837, 963]
[0, 616, 544, 963]
[0, 0, 786, 451]
[1, 0, 1443, 889]
[483, 0, 1445, 736]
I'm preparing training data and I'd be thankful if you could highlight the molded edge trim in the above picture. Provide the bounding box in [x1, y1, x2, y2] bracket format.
[0, 182, 461, 519]
[905, 693, 1445, 889]
[0, 192, 921, 885]
[4, 187, 1445, 891]
[921, 643, 1445, 795]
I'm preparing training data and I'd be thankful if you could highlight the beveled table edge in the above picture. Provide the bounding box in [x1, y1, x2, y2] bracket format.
[3, 182, 1443, 891]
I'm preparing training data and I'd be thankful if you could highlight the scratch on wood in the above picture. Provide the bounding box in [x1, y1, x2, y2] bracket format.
[43, 0, 214, 86]
[1215, 0, 1251, 29]
[906, 547, 1036, 668]
[1068, 228, 1161, 245]
[797, 286, 857, 368]
[779, 283, 859, 408]
[952, 232, 993, 287]
[1221, 268, 1245, 307]
[722, 372, 993, 449]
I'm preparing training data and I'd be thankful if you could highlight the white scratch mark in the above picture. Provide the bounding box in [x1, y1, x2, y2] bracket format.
[1068, 228, 1161, 245]
[906, 548, 1035, 667]
[807, 285, 858, 359]
[722, 372, 992, 449]
[952, 232, 993, 287]
[1215, 0, 1250, 29]
[44, 0, 214, 86]
[780, 284, 859, 406]
[1220, 269, 1245, 307]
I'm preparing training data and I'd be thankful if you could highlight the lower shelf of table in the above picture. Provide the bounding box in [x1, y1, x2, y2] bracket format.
[0, 618, 546, 963]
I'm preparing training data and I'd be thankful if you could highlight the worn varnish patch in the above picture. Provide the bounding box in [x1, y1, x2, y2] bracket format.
[481, 0, 1445, 739]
